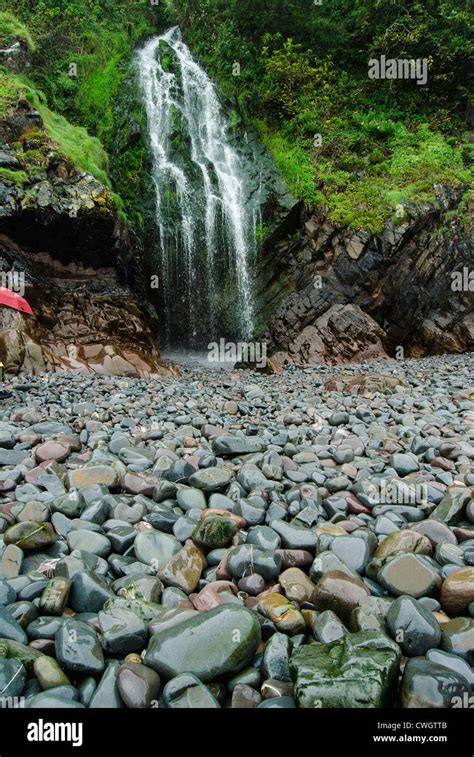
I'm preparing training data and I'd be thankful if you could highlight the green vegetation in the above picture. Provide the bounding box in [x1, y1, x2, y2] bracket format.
[0, 72, 109, 183]
[0, 0, 471, 232]
[0, 166, 27, 186]
[169, 0, 472, 232]
[0, 11, 35, 52]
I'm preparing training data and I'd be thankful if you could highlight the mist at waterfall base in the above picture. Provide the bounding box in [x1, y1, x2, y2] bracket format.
[138, 28, 265, 352]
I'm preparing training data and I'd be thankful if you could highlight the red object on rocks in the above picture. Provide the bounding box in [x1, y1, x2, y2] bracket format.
[0, 288, 34, 315]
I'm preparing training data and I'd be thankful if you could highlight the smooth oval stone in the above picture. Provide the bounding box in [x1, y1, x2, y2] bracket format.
[67, 530, 111, 558]
[227, 544, 282, 580]
[4, 521, 56, 551]
[0, 658, 26, 697]
[231, 682, 262, 708]
[238, 574, 265, 596]
[148, 608, 198, 635]
[279, 568, 316, 605]
[0, 544, 23, 578]
[290, 630, 400, 708]
[144, 605, 261, 682]
[33, 655, 71, 690]
[192, 516, 238, 548]
[440, 567, 474, 615]
[386, 596, 441, 656]
[258, 594, 305, 636]
[313, 571, 370, 623]
[375, 530, 432, 559]
[401, 658, 470, 708]
[68, 466, 119, 491]
[117, 661, 161, 708]
[134, 530, 181, 568]
[176, 487, 206, 511]
[56, 620, 104, 675]
[188, 467, 232, 492]
[163, 672, 220, 708]
[378, 553, 438, 598]
[77, 676, 97, 707]
[98, 608, 147, 655]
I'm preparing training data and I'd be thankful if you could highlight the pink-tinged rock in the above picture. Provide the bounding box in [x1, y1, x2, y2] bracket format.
[346, 495, 370, 515]
[191, 586, 226, 611]
[35, 440, 70, 464]
[121, 472, 159, 497]
[215, 551, 232, 581]
[276, 549, 313, 569]
[200, 509, 246, 528]
[432, 457, 455, 471]
[256, 583, 282, 600]
[24, 463, 50, 485]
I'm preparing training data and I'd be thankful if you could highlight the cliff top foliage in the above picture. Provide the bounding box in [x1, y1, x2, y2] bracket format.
[0, 0, 472, 232]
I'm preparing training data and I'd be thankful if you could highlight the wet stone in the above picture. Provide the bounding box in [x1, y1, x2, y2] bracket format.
[386, 596, 441, 656]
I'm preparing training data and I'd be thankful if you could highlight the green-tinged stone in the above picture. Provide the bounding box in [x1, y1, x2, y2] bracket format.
[192, 516, 238, 548]
[290, 631, 401, 708]
[1, 639, 42, 671]
[4, 521, 56, 551]
[0, 658, 26, 698]
[163, 672, 220, 708]
[157, 541, 206, 594]
[38, 577, 71, 616]
[429, 491, 471, 526]
[33, 655, 71, 690]
[144, 605, 261, 682]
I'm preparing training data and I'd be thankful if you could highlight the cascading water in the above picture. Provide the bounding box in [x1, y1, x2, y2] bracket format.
[138, 27, 262, 350]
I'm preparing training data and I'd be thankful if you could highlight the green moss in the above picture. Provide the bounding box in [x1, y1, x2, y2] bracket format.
[0, 166, 27, 186]
[0, 11, 35, 52]
[0, 72, 109, 185]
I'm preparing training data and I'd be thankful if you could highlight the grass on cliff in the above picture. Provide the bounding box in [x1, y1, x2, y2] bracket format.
[0, 11, 35, 52]
[0, 72, 110, 185]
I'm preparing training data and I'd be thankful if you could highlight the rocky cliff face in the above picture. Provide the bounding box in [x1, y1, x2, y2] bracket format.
[256, 187, 473, 366]
[0, 98, 171, 378]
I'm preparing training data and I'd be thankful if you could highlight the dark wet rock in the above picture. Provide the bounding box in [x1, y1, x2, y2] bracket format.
[401, 658, 469, 708]
[163, 672, 220, 708]
[290, 631, 400, 708]
[386, 596, 441, 656]
[56, 620, 104, 675]
[144, 605, 261, 682]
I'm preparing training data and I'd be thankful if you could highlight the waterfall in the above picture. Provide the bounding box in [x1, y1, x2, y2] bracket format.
[138, 27, 260, 350]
